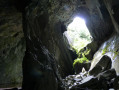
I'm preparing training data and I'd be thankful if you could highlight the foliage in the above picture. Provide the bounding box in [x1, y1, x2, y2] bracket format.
[102, 44, 110, 55]
[102, 48, 107, 55]
[66, 17, 91, 68]
[102, 42, 119, 59]
[73, 54, 89, 68]
[113, 51, 118, 60]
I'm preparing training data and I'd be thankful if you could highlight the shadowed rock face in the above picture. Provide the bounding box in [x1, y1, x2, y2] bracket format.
[22, 0, 77, 89]
[85, 0, 114, 41]
[0, 3, 26, 87]
[89, 55, 112, 76]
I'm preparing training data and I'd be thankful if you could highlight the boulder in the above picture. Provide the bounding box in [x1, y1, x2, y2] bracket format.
[89, 55, 112, 76]
[74, 61, 91, 74]
[78, 41, 100, 60]
[97, 69, 117, 80]
[114, 76, 119, 89]
[70, 69, 116, 90]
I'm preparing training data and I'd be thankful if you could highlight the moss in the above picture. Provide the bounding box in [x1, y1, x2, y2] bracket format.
[73, 54, 89, 68]
[102, 44, 110, 55]
[102, 48, 107, 55]
[77, 47, 91, 60]
[113, 51, 118, 60]
[84, 48, 91, 56]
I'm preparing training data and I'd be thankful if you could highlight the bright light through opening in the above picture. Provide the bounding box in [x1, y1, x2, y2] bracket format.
[68, 17, 86, 30]
[64, 17, 92, 52]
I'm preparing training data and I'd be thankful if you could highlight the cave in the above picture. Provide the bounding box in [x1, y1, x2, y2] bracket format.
[0, 0, 119, 90]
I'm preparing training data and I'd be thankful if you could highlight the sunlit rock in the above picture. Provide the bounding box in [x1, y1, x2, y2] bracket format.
[89, 55, 112, 76]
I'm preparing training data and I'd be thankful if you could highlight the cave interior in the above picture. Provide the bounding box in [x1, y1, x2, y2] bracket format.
[0, 0, 119, 90]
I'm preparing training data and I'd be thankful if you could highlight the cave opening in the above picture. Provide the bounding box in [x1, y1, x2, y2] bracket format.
[64, 17, 92, 53]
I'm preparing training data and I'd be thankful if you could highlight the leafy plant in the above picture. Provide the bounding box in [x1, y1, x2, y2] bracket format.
[66, 17, 91, 67]
[73, 54, 89, 68]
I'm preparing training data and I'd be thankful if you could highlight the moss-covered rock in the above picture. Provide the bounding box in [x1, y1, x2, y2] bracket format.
[78, 41, 100, 60]
[90, 33, 119, 75]
[73, 54, 89, 66]
[73, 54, 91, 74]
[89, 55, 111, 76]
[102, 42, 111, 55]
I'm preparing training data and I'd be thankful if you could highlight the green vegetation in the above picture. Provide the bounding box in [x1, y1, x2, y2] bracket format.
[73, 54, 89, 68]
[82, 48, 91, 56]
[101, 42, 119, 59]
[77, 48, 91, 59]
[102, 47, 108, 55]
[113, 51, 118, 60]
[112, 45, 119, 59]
[102, 43, 110, 55]
[66, 17, 91, 68]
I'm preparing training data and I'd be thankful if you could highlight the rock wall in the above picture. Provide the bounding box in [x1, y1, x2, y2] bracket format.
[87, 0, 119, 76]
[22, 0, 78, 89]
[103, 0, 119, 33]
[0, 0, 25, 87]
[84, 0, 114, 41]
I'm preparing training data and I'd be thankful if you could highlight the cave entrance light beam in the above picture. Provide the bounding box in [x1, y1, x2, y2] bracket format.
[64, 17, 92, 52]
